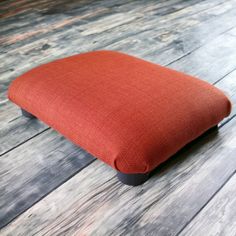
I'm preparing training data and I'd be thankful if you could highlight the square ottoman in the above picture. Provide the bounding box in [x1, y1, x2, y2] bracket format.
[8, 50, 231, 186]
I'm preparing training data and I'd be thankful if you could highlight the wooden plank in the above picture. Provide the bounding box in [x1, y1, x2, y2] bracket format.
[0, 116, 47, 156]
[0, 6, 110, 46]
[0, 0, 236, 230]
[180, 173, 236, 236]
[79, 12, 142, 36]
[0, 0, 96, 20]
[2, 0, 232, 89]
[228, 27, 236, 36]
[0, 128, 95, 229]
[1, 117, 236, 235]
[168, 30, 236, 84]
[100, 0, 236, 53]
[0, 102, 48, 156]
[78, 0, 216, 36]
[1, 0, 232, 62]
[0, 0, 146, 38]
[142, 10, 236, 65]
[1, 0, 235, 96]
[215, 69, 236, 124]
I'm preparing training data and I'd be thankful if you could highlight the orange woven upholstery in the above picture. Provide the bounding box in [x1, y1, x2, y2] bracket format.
[8, 51, 231, 174]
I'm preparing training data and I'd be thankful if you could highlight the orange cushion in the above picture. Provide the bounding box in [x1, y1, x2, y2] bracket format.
[8, 50, 231, 174]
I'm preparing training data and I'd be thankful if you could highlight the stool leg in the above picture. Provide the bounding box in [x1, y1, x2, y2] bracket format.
[21, 109, 36, 119]
[117, 171, 150, 186]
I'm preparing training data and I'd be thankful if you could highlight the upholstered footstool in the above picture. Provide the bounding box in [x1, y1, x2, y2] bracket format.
[8, 50, 231, 186]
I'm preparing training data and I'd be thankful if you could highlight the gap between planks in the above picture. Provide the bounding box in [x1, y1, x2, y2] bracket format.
[1, 116, 236, 235]
[0, 0, 236, 232]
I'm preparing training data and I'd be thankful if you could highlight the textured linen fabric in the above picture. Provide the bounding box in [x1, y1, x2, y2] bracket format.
[8, 50, 231, 174]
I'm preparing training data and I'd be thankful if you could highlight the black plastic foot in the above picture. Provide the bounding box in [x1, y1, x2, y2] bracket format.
[117, 171, 150, 186]
[21, 109, 36, 119]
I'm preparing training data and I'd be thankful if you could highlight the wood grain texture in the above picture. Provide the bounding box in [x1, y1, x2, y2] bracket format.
[180, 173, 236, 236]
[0, 129, 95, 229]
[169, 29, 236, 84]
[103, 0, 236, 58]
[1, 0, 235, 98]
[1, 119, 236, 235]
[0, 0, 236, 234]
[215, 69, 236, 124]
[1, 26, 235, 228]
[1, 0, 235, 99]
[0, 102, 47, 156]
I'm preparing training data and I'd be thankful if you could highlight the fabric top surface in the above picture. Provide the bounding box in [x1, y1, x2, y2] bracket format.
[8, 50, 231, 173]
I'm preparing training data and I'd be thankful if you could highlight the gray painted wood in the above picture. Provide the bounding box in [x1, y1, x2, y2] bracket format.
[0, 102, 48, 156]
[228, 27, 236, 36]
[143, 7, 236, 66]
[1, 0, 234, 94]
[216, 69, 236, 124]
[1, 119, 236, 235]
[168, 29, 236, 84]
[180, 173, 236, 236]
[0, 128, 95, 229]
[1, 0, 235, 92]
[101, 0, 236, 53]
[0, 0, 236, 233]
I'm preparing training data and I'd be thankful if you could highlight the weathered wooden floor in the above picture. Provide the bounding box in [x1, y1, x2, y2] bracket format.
[0, 0, 236, 235]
